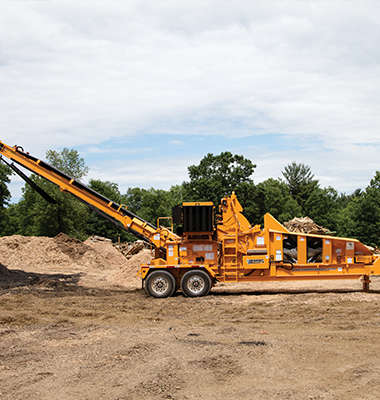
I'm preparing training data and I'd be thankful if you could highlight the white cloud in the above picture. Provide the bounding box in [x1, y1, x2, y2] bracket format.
[249, 143, 379, 194]
[85, 146, 154, 155]
[1, 1, 380, 199]
[88, 155, 195, 192]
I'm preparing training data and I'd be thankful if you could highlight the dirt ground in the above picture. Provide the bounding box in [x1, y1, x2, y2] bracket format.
[1, 234, 380, 400]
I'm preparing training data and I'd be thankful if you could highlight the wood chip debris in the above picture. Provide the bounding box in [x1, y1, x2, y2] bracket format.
[87, 236, 152, 259]
[283, 217, 331, 235]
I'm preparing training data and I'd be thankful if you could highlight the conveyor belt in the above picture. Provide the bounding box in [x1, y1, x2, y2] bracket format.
[9, 146, 156, 230]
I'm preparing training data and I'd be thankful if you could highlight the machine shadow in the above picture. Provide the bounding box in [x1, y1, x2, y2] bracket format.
[0, 262, 82, 290]
[208, 288, 380, 296]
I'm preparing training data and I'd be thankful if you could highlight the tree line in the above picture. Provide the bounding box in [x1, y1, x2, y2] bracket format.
[0, 149, 379, 247]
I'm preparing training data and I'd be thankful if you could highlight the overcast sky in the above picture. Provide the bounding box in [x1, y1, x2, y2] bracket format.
[1, 1, 379, 202]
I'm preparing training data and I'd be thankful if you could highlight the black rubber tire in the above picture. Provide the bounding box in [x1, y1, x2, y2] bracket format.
[181, 270, 211, 297]
[145, 270, 176, 298]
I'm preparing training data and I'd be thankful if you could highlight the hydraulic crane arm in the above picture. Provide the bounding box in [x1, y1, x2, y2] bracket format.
[0, 141, 179, 247]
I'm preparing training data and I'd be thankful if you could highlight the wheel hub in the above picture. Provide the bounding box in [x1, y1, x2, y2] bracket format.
[187, 276, 204, 293]
[152, 277, 168, 293]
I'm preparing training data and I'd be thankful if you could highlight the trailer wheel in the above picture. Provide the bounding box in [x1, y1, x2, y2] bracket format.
[145, 270, 176, 298]
[181, 270, 211, 297]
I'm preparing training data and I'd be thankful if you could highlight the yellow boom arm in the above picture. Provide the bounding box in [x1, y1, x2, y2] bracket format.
[0, 141, 179, 247]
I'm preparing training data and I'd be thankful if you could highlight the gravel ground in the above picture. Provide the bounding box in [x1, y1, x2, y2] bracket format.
[1, 234, 380, 400]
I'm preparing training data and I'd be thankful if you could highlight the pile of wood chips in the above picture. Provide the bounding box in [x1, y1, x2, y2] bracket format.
[283, 217, 331, 235]
[86, 236, 152, 259]
[115, 240, 152, 259]
[365, 245, 380, 255]
[87, 235, 112, 243]
[117, 241, 145, 259]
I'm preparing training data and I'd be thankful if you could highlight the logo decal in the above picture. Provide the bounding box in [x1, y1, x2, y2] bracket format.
[247, 258, 264, 265]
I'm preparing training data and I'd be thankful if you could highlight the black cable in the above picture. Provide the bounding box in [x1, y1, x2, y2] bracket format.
[244, 269, 256, 276]
[269, 255, 294, 270]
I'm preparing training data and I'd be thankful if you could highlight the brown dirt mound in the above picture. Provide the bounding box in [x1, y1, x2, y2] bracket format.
[0, 261, 10, 274]
[0, 234, 107, 271]
[0, 234, 153, 290]
[54, 232, 89, 260]
[111, 250, 153, 288]
[84, 237, 129, 266]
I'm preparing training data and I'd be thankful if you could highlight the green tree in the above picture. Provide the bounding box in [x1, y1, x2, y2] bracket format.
[183, 152, 256, 207]
[16, 180, 87, 238]
[0, 162, 13, 236]
[14, 148, 89, 239]
[123, 187, 173, 228]
[337, 172, 380, 246]
[338, 189, 362, 209]
[355, 172, 380, 246]
[168, 184, 185, 207]
[256, 178, 302, 223]
[45, 148, 89, 180]
[233, 181, 262, 225]
[304, 187, 340, 232]
[337, 196, 363, 239]
[2, 203, 20, 236]
[85, 179, 135, 242]
[281, 162, 319, 211]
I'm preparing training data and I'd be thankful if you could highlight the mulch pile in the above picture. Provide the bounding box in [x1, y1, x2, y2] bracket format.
[0, 233, 153, 289]
[283, 216, 331, 235]
[0, 233, 109, 271]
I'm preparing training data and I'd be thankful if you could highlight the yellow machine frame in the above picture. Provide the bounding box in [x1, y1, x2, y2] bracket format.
[1, 141, 379, 297]
[138, 193, 380, 294]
